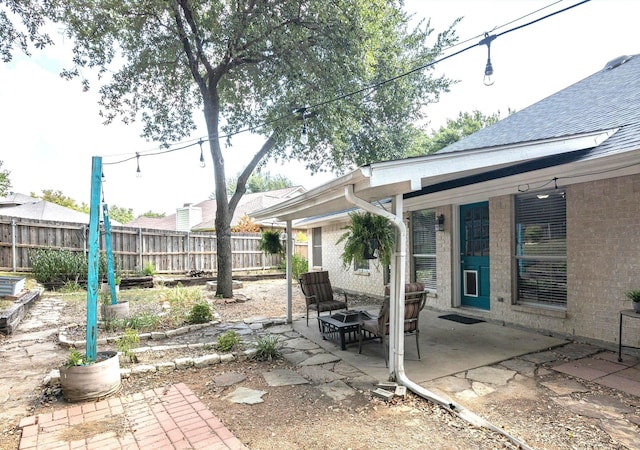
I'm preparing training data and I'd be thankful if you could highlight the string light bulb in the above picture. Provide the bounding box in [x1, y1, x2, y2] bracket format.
[198, 140, 206, 168]
[135, 152, 142, 178]
[300, 121, 308, 145]
[480, 33, 496, 86]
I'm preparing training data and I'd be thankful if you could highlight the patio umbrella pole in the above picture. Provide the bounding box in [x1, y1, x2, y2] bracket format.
[344, 186, 532, 450]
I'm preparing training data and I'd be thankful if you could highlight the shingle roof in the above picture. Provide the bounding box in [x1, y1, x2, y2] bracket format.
[440, 54, 640, 154]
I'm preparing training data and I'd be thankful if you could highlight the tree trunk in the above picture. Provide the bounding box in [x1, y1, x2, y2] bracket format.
[202, 81, 277, 298]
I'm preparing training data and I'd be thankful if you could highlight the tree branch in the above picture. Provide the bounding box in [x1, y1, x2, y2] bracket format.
[229, 132, 277, 214]
[176, 0, 216, 77]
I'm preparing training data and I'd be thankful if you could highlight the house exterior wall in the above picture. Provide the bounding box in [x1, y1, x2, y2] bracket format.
[310, 173, 640, 348]
[313, 222, 387, 298]
[437, 173, 640, 347]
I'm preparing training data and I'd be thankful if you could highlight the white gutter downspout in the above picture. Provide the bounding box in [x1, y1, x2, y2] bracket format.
[344, 185, 532, 450]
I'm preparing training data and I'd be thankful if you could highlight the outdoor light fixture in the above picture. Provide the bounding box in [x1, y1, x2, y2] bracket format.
[135, 152, 142, 178]
[198, 140, 206, 168]
[480, 33, 496, 86]
[300, 115, 309, 145]
[435, 213, 445, 231]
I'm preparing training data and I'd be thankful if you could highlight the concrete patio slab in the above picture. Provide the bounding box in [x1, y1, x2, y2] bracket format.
[293, 307, 567, 383]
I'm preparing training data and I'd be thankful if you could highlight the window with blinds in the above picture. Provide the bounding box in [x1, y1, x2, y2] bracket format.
[515, 190, 567, 307]
[412, 209, 437, 290]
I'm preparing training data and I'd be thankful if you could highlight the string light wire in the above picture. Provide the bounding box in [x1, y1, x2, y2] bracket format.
[100, 0, 592, 168]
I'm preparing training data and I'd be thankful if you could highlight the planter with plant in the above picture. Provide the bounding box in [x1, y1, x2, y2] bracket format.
[336, 211, 394, 267]
[59, 348, 121, 402]
[100, 291, 129, 320]
[258, 230, 284, 255]
[625, 289, 640, 313]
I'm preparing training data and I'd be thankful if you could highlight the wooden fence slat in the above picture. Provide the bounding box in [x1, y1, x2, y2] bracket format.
[0, 216, 308, 274]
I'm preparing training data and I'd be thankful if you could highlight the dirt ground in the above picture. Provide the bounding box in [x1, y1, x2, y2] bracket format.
[0, 279, 635, 449]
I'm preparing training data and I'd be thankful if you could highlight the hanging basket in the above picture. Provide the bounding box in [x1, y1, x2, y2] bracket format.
[363, 239, 379, 260]
[59, 351, 121, 402]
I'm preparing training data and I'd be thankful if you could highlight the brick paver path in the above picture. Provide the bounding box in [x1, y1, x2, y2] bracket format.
[18, 383, 246, 449]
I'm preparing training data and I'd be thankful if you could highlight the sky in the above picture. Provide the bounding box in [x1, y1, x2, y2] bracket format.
[0, 0, 638, 216]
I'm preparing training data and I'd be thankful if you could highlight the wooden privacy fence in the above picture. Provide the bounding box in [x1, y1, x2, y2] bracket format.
[0, 216, 308, 274]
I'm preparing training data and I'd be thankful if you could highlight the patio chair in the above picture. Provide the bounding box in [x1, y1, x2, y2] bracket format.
[358, 282, 426, 366]
[299, 271, 348, 329]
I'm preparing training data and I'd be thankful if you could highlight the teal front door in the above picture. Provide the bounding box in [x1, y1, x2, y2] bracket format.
[460, 202, 490, 310]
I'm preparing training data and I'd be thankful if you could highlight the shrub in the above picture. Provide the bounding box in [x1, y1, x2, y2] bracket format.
[30, 248, 86, 284]
[116, 329, 140, 363]
[254, 335, 280, 361]
[217, 330, 242, 352]
[31, 248, 111, 285]
[188, 301, 213, 324]
[59, 281, 84, 293]
[142, 262, 155, 276]
[278, 253, 309, 280]
[161, 284, 203, 327]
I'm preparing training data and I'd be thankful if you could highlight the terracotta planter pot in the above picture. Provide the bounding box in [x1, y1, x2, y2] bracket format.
[60, 351, 121, 402]
[100, 301, 129, 320]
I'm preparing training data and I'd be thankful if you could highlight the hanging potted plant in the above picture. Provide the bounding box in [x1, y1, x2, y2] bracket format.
[337, 211, 394, 267]
[258, 229, 284, 255]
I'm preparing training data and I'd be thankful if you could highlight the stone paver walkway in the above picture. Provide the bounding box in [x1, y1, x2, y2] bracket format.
[18, 383, 246, 450]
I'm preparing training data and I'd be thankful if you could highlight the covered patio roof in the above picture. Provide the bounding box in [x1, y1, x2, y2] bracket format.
[251, 129, 615, 222]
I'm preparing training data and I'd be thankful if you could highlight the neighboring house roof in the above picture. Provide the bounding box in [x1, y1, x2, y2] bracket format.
[0, 200, 91, 223]
[251, 53, 640, 222]
[125, 186, 306, 231]
[0, 192, 37, 206]
[125, 215, 176, 231]
[0, 192, 123, 225]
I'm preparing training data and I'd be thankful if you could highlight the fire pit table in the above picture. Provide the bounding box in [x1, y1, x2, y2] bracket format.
[318, 310, 374, 350]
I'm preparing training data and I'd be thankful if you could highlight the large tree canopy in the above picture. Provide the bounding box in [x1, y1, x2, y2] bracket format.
[48, 0, 458, 296]
[408, 109, 501, 156]
[0, 0, 51, 62]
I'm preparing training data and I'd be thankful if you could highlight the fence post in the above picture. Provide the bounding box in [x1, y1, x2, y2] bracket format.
[11, 218, 16, 272]
[138, 227, 143, 272]
[186, 231, 191, 272]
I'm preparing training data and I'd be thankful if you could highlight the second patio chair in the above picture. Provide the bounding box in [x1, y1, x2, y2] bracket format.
[299, 271, 348, 329]
[358, 282, 426, 366]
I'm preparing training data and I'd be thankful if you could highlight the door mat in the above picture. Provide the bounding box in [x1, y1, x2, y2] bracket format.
[438, 314, 485, 325]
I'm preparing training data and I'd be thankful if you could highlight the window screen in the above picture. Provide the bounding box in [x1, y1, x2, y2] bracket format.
[515, 190, 566, 306]
[412, 209, 437, 290]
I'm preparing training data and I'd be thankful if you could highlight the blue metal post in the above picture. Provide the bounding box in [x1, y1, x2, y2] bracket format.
[86, 156, 102, 362]
[102, 203, 118, 304]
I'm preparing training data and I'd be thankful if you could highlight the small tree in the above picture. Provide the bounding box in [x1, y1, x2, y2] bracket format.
[0, 160, 11, 196]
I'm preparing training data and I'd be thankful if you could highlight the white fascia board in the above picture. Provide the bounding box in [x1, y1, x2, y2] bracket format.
[404, 142, 639, 210]
[365, 130, 617, 190]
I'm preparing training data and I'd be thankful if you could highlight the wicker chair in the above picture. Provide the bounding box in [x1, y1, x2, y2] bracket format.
[299, 271, 348, 329]
[358, 282, 426, 365]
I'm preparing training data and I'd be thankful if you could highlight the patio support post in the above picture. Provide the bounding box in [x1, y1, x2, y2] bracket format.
[344, 185, 406, 378]
[285, 219, 293, 323]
